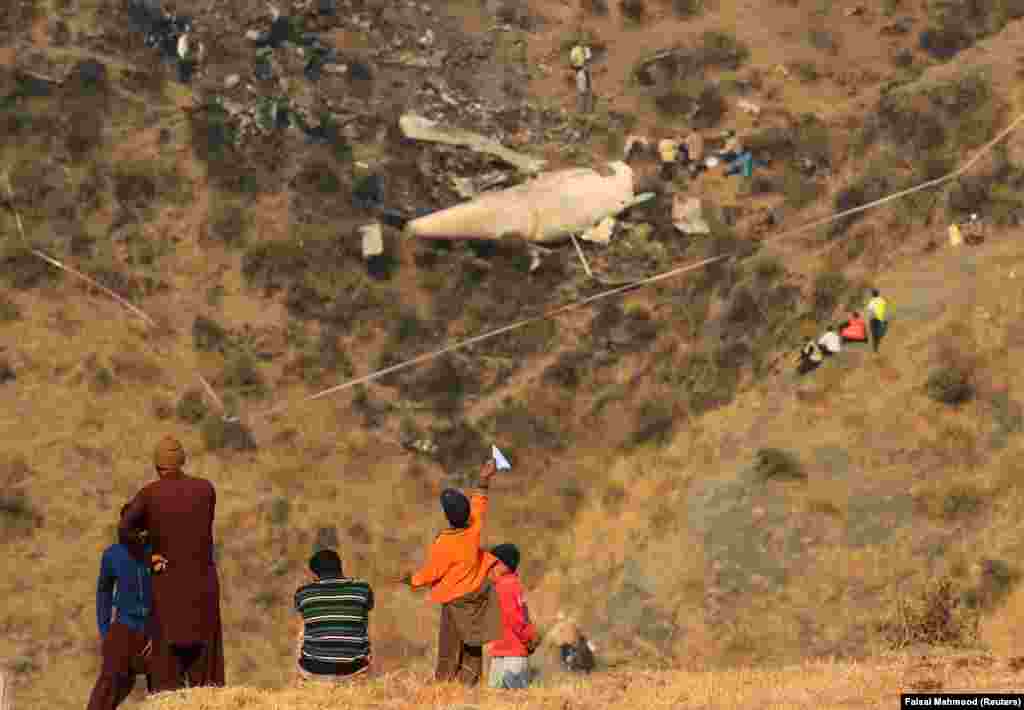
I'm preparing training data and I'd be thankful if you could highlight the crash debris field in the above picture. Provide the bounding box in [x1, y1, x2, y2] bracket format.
[7, 0, 1024, 707]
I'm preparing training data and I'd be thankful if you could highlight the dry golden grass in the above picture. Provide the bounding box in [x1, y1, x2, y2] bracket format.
[141, 652, 1024, 710]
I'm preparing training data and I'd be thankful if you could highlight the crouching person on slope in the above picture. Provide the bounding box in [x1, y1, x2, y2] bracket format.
[398, 459, 503, 686]
[487, 544, 540, 689]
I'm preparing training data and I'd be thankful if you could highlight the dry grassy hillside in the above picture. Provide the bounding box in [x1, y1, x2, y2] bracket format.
[5, 0, 1024, 707]
[143, 650, 1024, 710]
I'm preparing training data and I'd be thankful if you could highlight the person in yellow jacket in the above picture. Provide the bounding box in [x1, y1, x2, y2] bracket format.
[570, 44, 594, 113]
[865, 288, 888, 353]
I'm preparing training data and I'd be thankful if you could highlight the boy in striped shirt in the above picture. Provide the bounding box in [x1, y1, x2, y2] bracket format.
[293, 549, 374, 682]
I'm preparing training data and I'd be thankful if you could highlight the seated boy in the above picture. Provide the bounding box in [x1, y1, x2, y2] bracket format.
[294, 549, 374, 682]
[487, 544, 540, 689]
[797, 340, 824, 375]
[87, 507, 155, 710]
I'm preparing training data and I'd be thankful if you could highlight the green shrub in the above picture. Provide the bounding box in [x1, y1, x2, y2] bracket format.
[926, 365, 974, 405]
[812, 271, 850, 319]
[671, 0, 702, 16]
[753, 447, 805, 481]
[620, 0, 647, 23]
[206, 202, 249, 247]
[962, 559, 1019, 611]
[880, 577, 978, 649]
[629, 401, 676, 447]
[222, 351, 266, 398]
[192, 315, 230, 353]
[269, 496, 291, 525]
[0, 295, 20, 322]
[201, 414, 257, 451]
[176, 390, 209, 424]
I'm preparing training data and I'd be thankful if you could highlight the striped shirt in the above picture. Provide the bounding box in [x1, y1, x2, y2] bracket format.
[295, 577, 374, 664]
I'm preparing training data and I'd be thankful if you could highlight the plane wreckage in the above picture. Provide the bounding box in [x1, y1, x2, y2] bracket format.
[398, 113, 656, 281]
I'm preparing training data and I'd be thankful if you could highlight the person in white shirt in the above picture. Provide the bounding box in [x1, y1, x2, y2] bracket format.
[818, 326, 842, 356]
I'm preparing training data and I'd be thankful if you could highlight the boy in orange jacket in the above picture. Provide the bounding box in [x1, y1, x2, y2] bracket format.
[399, 459, 502, 685]
[487, 544, 540, 689]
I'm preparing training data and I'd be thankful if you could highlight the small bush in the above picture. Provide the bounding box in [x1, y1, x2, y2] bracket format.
[543, 350, 590, 388]
[694, 31, 750, 70]
[201, 414, 257, 451]
[269, 496, 291, 525]
[620, 0, 647, 22]
[176, 390, 209, 424]
[222, 351, 266, 398]
[926, 365, 974, 405]
[807, 28, 840, 54]
[782, 168, 821, 209]
[629, 401, 676, 447]
[206, 202, 249, 247]
[753, 447, 805, 481]
[753, 256, 784, 283]
[0, 492, 40, 534]
[811, 271, 850, 320]
[671, 0, 702, 16]
[880, 577, 978, 649]
[940, 483, 986, 520]
[113, 162, 157, 210]
[793, 61, 819, 82]
[0, 295, 21, 322]
[192, 316, 230, 353]
[1, 246, 59, 290]
[963, 559, 1019, 611]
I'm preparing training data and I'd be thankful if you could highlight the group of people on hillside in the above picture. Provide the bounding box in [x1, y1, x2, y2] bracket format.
[89, 439, 574, 709]
[797, 288, 889, 375]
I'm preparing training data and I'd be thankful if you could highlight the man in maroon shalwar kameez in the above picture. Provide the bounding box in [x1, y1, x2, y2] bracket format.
[120, 435, 225, 691]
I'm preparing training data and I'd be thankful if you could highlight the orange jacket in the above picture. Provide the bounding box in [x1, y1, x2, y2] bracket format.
[841, 316, 867, 341]
[411, 492, 498, 604]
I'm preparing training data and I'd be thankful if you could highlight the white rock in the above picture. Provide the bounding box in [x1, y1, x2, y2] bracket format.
[673, 195, 711, 235]
[245, 29, 263, 41]
[360, 222, 384, 258]
[224, 73, 241, 89]
[580, 216, 617, 245]
[324, 63, 348, 74]
[737, 98, 761, 116]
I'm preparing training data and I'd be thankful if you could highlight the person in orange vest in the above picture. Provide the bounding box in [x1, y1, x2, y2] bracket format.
[398, 459, 503, 685]
[839, 311, 867, 343]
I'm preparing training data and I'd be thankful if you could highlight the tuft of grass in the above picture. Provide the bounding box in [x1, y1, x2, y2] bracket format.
[629, 401, 676, 448]
[222, 351, 267, 398]
[0, 295, 21, 322]
[176, 390, 209, 424]
[206, 201, 250, 248]
[0, 491, 40, 536]
[753, 447, 805, 481]
[192, 316, 231, 353]
[926, 365, 974, 405]
[671, 0, 703, 17]
[811, 271, 850, 320]
[880, 577, 979, 649]
[620, 0, 647, 23]
[963, 559, 1020, 611]
[269, 497, 291, 525]
[201, 414, 257, 452]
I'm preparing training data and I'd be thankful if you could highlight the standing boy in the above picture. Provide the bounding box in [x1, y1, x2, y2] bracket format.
[87, 507, 155, 710]
[399, 459, 503, 685]
[487, 544, 540, 689]
[865, 288, 889, 353]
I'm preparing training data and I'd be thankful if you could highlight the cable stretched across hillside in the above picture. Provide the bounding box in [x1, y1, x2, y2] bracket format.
[7, 106, 1024, 429]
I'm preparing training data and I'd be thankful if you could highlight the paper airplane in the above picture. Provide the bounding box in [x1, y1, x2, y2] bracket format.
[492, 445, 511, 470]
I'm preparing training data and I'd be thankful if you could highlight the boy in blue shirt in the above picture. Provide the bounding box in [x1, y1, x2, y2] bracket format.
[87, 506, 158, 710]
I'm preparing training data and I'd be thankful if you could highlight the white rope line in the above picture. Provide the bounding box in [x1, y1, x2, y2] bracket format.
[3, 174, 226, 414]
[8, 102, 1024, 428]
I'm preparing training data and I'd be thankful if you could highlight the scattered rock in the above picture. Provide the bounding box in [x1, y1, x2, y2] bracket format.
[581, 216, 617, 245]
[737, 98, 761, 116]
[224, 73, 241, 89]
[360, 222, 384, 259]
[323, 63, 348, 75]
[419, 29, 435, 48]
[673, 196, 710, 235]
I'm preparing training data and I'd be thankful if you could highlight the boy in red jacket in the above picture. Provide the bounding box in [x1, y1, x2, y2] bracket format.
[486, 544, 540, 689]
